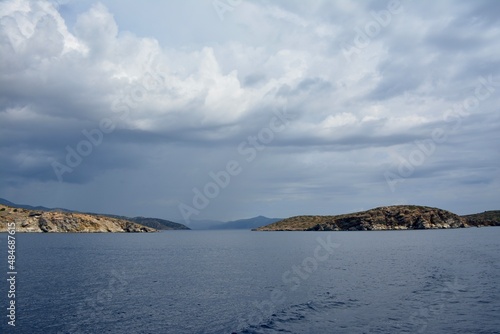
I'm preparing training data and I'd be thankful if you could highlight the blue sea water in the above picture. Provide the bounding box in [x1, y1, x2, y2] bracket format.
[0, 228, 499, 334]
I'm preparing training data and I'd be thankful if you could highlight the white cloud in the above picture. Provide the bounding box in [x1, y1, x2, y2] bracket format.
[321, 112, 358, 128]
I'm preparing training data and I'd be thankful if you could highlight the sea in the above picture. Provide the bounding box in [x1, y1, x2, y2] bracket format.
[1, 228, 499, 334]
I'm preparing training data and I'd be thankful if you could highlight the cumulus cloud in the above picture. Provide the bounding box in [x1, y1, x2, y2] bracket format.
[0, 0, 498, 220]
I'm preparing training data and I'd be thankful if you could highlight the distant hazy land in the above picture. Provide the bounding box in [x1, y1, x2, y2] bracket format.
[189, 216, 282, 230]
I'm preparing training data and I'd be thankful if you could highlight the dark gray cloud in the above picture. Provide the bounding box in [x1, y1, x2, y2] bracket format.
[0, 0, 498, 221]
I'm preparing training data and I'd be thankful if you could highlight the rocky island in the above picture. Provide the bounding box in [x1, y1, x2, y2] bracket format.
[254, 205, 500, 231]
[0, 204, 156, 233]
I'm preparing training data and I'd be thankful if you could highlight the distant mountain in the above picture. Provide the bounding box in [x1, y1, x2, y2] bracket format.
[128, 217, 190, 230]
[210, 216, 282, 230]
[187, 216, 282, 230]
[0, 198, 71, 212]
[0, 198, 190, 231]
[255, 205, 500, 231]
[188, 216, 282, 230]
[187, 219, 225, 230]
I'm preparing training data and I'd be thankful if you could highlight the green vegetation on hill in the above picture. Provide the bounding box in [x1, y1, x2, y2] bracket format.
[129, 217, 190, 230]
[461, 211, 500, 227]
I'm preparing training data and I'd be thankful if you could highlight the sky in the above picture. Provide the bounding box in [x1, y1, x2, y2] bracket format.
[0, 0, 499, 224]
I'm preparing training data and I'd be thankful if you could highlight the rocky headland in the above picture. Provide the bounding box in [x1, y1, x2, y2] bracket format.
[0, 204, 156, 233]
[126, 216, 190, 230]
[461, 210, 500, 227]
[254, 205, 500, 231]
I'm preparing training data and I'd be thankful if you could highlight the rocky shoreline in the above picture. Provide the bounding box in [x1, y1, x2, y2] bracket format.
[0, 205, 156, 233]
[254, 205, 500, 231]
[2, 203, 498, 233]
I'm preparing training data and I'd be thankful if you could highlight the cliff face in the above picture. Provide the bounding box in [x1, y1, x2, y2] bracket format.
[255, 205, 471, 231]
[0, 205, 156, 233]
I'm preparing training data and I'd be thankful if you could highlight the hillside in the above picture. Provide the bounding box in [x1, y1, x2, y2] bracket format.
[461, 211, 500, 227]
[254, 205, 497, 231]
[0, 198, 189, 231]
[0, 204, 156, 233]
[128, 217, 190, 230]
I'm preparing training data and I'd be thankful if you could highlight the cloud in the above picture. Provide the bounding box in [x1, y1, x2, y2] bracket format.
[0, 0, 499, 220]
